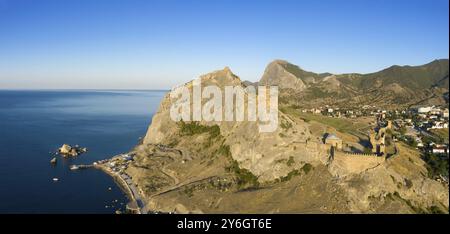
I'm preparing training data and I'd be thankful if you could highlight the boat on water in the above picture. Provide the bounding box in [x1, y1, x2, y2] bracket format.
[52, 178, 59, 182]
[70, 165, 79, 170]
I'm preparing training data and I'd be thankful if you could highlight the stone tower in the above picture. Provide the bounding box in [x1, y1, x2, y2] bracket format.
[386, 120, 392, 129]
[325, 134, 343, 150]
[369, 128, 386, 156]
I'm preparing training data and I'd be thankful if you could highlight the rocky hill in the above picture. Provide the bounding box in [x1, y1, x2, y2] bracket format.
[141, 67, 324, 182]
[260, 59, 449, 108]
[124, 65, 448, 214]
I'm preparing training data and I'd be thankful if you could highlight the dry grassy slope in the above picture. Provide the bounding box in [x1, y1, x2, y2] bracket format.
[335, 143, 449, 213]
[146, 164, 352, 214]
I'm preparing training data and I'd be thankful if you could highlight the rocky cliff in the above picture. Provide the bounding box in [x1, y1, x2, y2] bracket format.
[259, 60, 308, 90]
[142, 67, 326, 181]
[125, 65, 448, 214]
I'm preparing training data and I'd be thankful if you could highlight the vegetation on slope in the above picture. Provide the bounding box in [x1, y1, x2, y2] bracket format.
[281, 106, 366, 136]
[430, 128, 449, 144]
[225, 159, 260, 189]
[179, 121, 220, 138]
[271, 59, 449, 107]
[281, 62, 330, 80]
[422, 152, 449, 179]
[178, 121, 260, 190]
[360, 59, 449, 90]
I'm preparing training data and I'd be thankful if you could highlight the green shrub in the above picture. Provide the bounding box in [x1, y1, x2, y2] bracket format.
[280, 121, 293, 130]
[286, 156, 295, 167]
[217, 144, 231, 157]
[183, 187, 194, 197]
[301, 163, 313, 174]
[422, 152, 449, 179]
[280, 170, 300, 182]
[428, 206, 445, 214]
[225, 160, 259, 189]
[404, 136, 417, 147]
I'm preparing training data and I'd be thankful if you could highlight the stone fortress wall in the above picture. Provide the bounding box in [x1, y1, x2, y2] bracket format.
[323, 123, 397, 176]
[282, 133, 391, 177]
[332, 149, 386, 164]
[328, 147, 386, 176]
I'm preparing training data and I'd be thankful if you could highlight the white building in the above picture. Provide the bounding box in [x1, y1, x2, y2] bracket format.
[443, 109, 449, 118]
[418, 106, 433, 113]
[430, 122, 448, 129]
[432, 147, 447, 154]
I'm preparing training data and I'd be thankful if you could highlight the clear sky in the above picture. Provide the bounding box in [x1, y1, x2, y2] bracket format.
[0, 0, 448, 89]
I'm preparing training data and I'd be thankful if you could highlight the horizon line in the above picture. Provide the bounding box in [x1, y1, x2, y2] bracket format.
[0, 88, 171, 92]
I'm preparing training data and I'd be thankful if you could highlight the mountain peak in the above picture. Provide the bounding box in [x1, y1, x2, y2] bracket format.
[198, 66, 241, 87]
[223, 66, 232, 72]
[271, 59, 290, 65]
[259, 60, 307, 90]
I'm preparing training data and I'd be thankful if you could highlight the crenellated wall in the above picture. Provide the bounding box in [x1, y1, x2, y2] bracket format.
[333, 150, 385, 162]
[328, 149, 386, 177]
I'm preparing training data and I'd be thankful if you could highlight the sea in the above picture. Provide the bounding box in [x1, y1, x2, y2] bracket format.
[0, 90, 166, 213]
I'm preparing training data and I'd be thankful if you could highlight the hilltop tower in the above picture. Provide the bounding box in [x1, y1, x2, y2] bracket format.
[324, 133, 343, 150]
[386, 120, 392, 129]
[369, 128, 386, 156]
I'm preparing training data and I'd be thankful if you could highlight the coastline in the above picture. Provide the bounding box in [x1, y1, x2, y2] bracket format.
[88, 158, 147, 214]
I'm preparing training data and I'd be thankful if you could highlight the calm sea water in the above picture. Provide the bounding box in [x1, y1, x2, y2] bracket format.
[0, 90, 166, 213]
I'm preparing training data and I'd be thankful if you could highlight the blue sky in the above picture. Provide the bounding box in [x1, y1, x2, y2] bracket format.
[0, 0, 448, 89]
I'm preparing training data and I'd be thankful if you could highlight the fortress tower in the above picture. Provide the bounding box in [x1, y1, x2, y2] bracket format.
[324, 134, 343, 150]
[386, 120, 392, 129]
[369, 128, 386, 156]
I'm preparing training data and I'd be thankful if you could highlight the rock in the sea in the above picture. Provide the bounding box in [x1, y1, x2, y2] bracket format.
[58, 144, 87, 157]
[50, 157, 57, 164]
[59, 144, 72, 154]
[69, 148, 78, 157]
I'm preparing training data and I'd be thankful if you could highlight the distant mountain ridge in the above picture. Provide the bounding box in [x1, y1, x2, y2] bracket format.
[359, 59, 449, 90]
[259, 59, 449, 108]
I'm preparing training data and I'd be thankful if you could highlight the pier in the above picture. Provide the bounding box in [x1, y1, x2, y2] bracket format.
[69, 164, 93, 170]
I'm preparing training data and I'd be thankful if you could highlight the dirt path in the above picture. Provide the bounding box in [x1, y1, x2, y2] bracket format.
[160, 167, 180, 185]
[149, 176, 218, 198]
